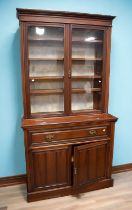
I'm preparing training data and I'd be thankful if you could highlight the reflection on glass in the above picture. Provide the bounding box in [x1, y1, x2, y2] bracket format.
[35, 27, 45, 35]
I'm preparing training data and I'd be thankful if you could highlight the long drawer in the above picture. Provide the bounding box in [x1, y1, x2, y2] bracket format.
[30, 126, 109, 144]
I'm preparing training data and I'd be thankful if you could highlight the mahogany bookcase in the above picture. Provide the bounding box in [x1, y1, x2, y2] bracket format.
[17, 8, 117, 202]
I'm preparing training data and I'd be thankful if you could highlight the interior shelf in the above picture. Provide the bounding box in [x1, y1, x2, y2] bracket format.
[72, 58, 102, 61]
[29, 57, 64, 61]
[72, 75, 102, 79]
[28, 38, 102, 43]
[28, 38, 63, 42]
[29, 57, 102, 61]
[30, 88, 101, 95]
[72, 39, 103, 43]
[72, 88, 101, 93]
[29, 75, 102, 81]
[30, 89, 63, 95]
[30, 76, 64, 81]
[72, 109, 101, 113]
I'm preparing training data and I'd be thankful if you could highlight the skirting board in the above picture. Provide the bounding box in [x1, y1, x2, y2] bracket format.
[0, 174, 26, 187]
[112, 163, 132, 174]
[0, 163, 132, 188]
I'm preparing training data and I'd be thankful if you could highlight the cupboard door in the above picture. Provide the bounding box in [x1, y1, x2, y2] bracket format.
[28, 25, 65, 115]
[73, 141, 109, 188]
[29, 145, 71, 191]
[71, 26, 104, 113]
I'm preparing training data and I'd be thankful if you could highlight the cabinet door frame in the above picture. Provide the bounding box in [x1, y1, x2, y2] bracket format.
[69, 24, 109, 115]
[21, 22, 71, 118]
[73, 140, 110, 188]
[28, 145, 72, 191]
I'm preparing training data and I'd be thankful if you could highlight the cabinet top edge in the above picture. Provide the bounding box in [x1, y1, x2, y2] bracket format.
[22, 113, 118, 129]
[16, 8, 116, 21]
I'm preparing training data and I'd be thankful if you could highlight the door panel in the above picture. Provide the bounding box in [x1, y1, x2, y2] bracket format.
[71, 26, 104, 113]
[74, 141, 108, 187]
[30, 145, 71, 190]
[27, 25, 65, 115]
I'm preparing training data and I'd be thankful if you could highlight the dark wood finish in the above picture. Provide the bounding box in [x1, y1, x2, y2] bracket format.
[27, 178, 113, 202]
[29, 57, 102, 61]
[18, 9, 115, 117]
[29, 57, 64, 61]
[17, 8, 115, 20]
[29, 75, 102, 82]
[102, 27, 112, 112]
[22, 113, 117, 129]
[30, 126, 108, 144]
[30, 88, 101, 95]
[28, 38, 103, 43]
[17, 8, 117, 202]
[73, 140, 109, 188]
[64, 24, 71, 115]
[112, 163, 132, 174]
[1, 163, 132, 189]
[17, 9, 115, 27]
[0, 174, 26, 187]
[29, 76, 64, 81]
[72, 58, 102, 61]
[29, 145, 71, 191]
[30, 89, 64, 95]
[72, 75, 102, 79]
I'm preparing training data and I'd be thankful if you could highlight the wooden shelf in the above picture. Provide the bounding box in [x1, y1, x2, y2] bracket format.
[72, 88, 101, 93]
[29, 57, 102, 61]
[30, 89, 64, 95]
[72, 39, 103, 43]
[31, 111, 64, 115]
[72, 57, 102, 61]
[72, 109, 101, 113]
[29, 57, 64, 61]
[72, 75, 102, 79]
[30, 76, 64, 81]
[28, 38, 63, 42]
[30, 88, 101, 95]
[29, 75, 101, 81]
[28, 38, 102, 43]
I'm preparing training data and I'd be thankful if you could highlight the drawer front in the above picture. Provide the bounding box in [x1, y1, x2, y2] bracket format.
[31, 126, 108, 144]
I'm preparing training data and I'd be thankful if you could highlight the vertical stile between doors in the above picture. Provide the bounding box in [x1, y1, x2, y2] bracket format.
[64, 24, 72, 115]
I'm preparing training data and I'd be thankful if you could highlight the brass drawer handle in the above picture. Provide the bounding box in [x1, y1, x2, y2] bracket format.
[89, 130, 97, 135]
[45, 134, 54, 142]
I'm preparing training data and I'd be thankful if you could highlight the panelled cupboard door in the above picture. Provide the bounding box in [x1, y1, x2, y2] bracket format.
[29, 145, 71, 191]
[73, 141, 109, 188]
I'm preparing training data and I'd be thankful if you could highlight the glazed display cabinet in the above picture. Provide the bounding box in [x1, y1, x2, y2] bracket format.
[17, 8, 117, 202]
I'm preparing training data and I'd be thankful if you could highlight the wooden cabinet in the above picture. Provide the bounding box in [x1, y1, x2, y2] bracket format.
[17, 8, 117, 202]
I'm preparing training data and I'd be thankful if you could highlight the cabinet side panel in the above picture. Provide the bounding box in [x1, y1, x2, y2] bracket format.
[102, 27, 112, 112]
[20, 22, 30, 117]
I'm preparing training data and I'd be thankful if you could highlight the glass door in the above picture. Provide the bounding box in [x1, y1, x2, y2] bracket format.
[71, 27, 104, 113]
[28, 25, 64, 115]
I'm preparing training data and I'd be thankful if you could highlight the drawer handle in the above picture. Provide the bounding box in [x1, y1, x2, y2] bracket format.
[89, 130, 96, 135]
[45, 134, 54, 142]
